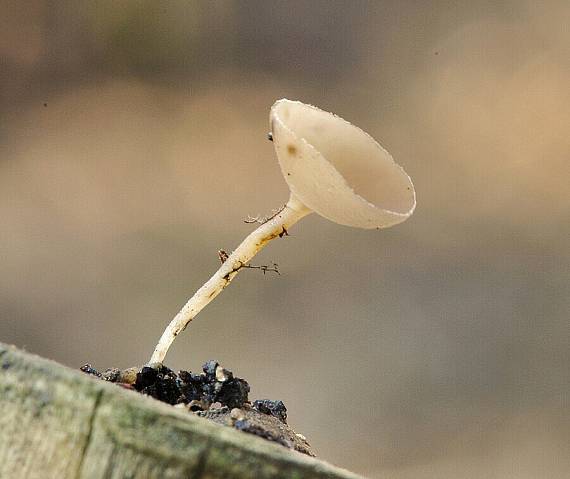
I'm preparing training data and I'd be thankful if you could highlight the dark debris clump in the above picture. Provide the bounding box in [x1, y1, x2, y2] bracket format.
[80, 364, 101, 377]
[84, 360, 251, 409]
[252, 399, 287, 424]
[83, 360, 250, 409]
[134, 365, 181, 405]
[79, 360, 313, 456]
[190, 360, 251, 409]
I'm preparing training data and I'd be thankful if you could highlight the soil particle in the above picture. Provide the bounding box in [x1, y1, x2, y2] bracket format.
[196, 405, 230, 418]
[215, 375, 250, 409]
[188, 399, 208, 412]
[202, 360, 218, 378]
[252, 399, 287, 424]
[235, 419, 293, 449]
[101, 368, 121, 382]
[80, 360, 313, 456]
[80, 364, 101, 377]
[177, 370, 203, 402]
[134, 365, 181, 405]
[215, 365, 231, 382]
[198, 404, 314, 456]
[178, 360, 250, 409]
[230, 407, 246, 422]
[135, 366, 158, 388]
[119, 367, 138, 385]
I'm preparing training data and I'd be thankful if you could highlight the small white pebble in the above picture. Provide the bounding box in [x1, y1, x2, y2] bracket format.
[230, 408, 245, 421]
[215, 365, 229, 382]
[119, 367, 138, 385]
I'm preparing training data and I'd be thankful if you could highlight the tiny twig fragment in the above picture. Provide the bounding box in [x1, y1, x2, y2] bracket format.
[242, 262, 280, 275]
[244, 205, 286, 225]
[218, 250, 229, 264]
[219, 248, 279, 275]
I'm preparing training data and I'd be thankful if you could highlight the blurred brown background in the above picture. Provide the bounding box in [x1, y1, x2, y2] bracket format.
[1, 1, 569, 477]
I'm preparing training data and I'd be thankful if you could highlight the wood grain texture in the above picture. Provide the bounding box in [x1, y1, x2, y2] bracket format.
[0, 343, 364, 479]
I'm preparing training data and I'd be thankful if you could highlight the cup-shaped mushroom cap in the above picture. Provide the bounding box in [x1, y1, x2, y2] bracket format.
[270, 99, 416, 229]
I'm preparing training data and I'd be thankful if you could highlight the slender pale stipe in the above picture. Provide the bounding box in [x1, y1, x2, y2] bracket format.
[150, 197, 310, 364]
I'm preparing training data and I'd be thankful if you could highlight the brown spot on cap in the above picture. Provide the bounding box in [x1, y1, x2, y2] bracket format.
[287, 144, 297, 156]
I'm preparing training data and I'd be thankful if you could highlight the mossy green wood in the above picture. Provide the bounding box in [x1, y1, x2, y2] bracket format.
[0, 343, 363, 479]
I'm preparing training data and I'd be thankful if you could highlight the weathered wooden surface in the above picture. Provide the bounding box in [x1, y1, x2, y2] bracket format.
[0, 343, 363, 479]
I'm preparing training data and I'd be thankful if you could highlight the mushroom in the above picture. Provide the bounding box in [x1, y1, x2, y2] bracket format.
[149, 99, 416, 364]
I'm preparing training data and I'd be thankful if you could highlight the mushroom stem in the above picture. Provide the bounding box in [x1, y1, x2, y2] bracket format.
[149, 196, 311, 364]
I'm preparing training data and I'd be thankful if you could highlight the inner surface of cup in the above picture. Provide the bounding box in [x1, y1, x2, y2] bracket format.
[273, 100, 415, 216]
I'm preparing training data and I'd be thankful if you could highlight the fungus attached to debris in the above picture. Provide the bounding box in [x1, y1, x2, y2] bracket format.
[149, 99, 416, 364]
